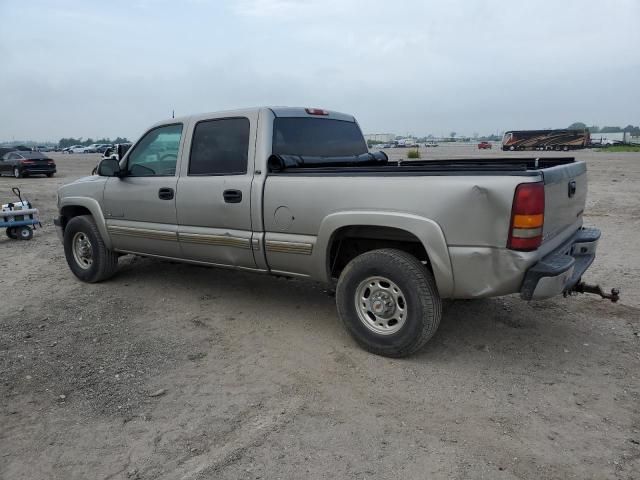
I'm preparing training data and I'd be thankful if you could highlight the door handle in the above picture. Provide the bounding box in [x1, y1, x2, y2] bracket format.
[158, 187, 174, 200]
[223, 189, 242, 203]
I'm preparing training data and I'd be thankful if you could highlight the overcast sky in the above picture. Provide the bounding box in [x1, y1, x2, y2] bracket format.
[1, 0, 638, 141]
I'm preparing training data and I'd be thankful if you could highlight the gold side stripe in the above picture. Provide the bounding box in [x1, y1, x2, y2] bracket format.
[265, 240, 313, 255]
[178, 233, 251, 249]
[108, 226, 177, 241]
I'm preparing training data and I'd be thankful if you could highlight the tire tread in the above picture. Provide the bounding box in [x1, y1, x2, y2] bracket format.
[64, 215, 118, 282]
[336, 248, 442, 357]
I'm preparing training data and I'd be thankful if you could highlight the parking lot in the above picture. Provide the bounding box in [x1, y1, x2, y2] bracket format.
[1, 146, 639, 479]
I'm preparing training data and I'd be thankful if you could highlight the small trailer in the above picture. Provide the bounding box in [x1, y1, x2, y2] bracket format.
[1, 188, 41, 240]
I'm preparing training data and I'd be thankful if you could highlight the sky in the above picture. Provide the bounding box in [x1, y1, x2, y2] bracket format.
[1, 0, 639, 141]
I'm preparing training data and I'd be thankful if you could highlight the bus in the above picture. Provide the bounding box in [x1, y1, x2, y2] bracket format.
[502, 129, 590, 151]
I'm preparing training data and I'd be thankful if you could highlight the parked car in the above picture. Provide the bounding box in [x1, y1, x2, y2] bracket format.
[424, 141, 438, 147]
[64, 145, 90, 154]
[55, 106, 612, 357]
[102, 143, 132, 161]
[96, 144, 113, 153]
[478, 141, 492, 149]
[0, 150, 56, 178]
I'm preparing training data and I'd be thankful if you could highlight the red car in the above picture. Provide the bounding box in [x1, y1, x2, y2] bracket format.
[477, 141, 492, 149]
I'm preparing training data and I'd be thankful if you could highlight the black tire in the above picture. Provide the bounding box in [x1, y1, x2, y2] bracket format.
[336, 248, 442, 357]
[13, 167, 22, 178]
[46, 173, 54, 178]
[6, 227, 18, 239]
[63, 215, 118, 282]
[18, 226, 33, 240]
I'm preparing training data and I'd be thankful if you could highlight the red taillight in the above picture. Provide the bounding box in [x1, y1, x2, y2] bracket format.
[507, 182, 545, 251]
[20, 160, 35, 165]
[305, 108, 329, 116]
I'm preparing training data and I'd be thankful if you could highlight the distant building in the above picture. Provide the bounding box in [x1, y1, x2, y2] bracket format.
[364, 133, 395, 143]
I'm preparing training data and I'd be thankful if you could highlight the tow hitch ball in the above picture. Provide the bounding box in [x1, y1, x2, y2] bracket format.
[566, 282, 620, 303]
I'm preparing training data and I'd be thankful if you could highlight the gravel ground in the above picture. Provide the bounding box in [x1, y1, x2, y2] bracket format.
[1, 146, 638, 479]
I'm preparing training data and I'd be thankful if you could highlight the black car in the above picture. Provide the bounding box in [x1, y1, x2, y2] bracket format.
[0, 151, 56, 178]
[96, 144, 113, 153]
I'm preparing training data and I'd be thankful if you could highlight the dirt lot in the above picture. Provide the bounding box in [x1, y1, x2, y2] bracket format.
[1, 146, 639, 480]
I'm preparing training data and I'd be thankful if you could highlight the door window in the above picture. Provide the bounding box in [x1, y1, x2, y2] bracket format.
[188, 118, 249, 175]
[126, 124, 183, 177]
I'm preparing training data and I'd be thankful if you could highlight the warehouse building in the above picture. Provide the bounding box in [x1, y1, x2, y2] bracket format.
[364, 133, 395, 143]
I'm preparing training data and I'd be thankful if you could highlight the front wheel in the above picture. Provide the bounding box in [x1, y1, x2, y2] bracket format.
[336, 249, 442, 357]
[18, 226, 33, 240]
[63, 215, 118, 282]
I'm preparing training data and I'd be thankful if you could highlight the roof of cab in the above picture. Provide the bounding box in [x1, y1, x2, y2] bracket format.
[151, 106, 356, 128]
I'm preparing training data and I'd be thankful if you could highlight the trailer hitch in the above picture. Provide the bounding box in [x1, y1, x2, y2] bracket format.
[567, 282, 620, 303]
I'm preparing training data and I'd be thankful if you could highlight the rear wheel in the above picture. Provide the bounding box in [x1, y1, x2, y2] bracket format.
[46, 172, 54, 178]
[63, 215, 118, 282]
[13, 167, 22, 178]
[336, 248, 442, 357]
[6, 227, 18, 239]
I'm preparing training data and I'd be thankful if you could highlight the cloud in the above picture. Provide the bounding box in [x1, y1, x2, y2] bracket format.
[0, 0, 638, 141]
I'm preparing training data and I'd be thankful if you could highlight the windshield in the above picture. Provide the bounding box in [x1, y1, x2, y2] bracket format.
[272, 118, 367, 157]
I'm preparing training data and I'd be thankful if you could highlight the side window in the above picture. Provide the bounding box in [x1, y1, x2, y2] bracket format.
[189, 118, 249, 175]
[126, 124, 183, 177]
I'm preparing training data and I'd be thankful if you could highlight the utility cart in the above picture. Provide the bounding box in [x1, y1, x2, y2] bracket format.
[1, 188, 41, 240]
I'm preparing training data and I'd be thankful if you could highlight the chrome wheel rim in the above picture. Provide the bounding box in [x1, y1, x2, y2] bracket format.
[355, 276, 407, 335]
[72, 232, 93, 269]
[14, 168, 19, 178]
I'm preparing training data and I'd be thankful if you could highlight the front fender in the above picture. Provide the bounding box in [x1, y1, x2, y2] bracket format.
[59, 197, 112, 249]
[314, 211, 454, 297]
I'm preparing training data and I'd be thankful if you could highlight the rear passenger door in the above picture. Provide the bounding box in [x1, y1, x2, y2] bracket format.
[176, 114, 257, 269]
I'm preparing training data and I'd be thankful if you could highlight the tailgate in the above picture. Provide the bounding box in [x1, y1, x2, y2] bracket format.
[542, 161, 587, 244]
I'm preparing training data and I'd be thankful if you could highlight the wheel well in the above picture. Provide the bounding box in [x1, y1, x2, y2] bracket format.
[59, 205, 91, 231]
[328, 226, 430, 279]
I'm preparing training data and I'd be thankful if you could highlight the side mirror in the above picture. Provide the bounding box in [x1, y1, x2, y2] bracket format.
[97, 158, 122, 177]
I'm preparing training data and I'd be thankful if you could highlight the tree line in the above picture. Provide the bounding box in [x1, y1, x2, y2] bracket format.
[58, 137, 130, 148]
[568, 123, 640, 135]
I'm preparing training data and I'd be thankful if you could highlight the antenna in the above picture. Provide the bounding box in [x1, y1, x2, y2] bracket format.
[172, 109, 175, 119]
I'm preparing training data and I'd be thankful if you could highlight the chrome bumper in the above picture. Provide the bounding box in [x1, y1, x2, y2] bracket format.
[520, 227, 600, 301]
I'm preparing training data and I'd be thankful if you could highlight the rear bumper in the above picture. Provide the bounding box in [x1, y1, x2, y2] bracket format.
[23, 166, 56, 175]
[520, 227, 600, 300]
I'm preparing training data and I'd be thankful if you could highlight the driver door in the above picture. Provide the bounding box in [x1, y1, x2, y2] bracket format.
[102, 123, 184, 258]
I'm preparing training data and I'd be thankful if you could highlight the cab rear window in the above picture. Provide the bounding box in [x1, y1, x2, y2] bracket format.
[273, 118, 367, 157]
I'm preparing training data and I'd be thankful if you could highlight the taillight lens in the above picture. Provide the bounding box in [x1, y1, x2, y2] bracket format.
[507, 182, 545, 251]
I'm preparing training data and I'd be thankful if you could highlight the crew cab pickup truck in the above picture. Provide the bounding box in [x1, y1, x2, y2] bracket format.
[55, 107, 611, 357]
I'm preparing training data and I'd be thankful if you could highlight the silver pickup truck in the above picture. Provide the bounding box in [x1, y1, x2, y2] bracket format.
[55, 107, 614, 357]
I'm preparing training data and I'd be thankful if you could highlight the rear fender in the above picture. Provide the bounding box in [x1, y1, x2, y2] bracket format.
[315, 211, 454, 297]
